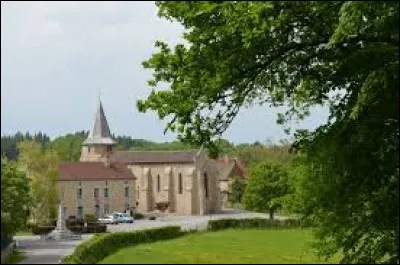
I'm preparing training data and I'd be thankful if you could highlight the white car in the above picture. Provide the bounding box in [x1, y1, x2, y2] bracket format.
[98, 214, 118, 225]
[113, 212, 134, 223]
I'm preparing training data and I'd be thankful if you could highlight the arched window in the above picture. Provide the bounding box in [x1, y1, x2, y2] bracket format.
[204, 172, 208, 198]
[178, 173, 183, 194]
[157, 175, 161, 192]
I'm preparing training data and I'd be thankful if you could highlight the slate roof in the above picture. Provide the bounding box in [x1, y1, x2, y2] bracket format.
[115, 150, 201, 164]
[83, 101, 116, 145]
[58, 162, 135, 181]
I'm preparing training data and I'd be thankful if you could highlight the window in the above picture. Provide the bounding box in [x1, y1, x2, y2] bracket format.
[125, 203, 130, 211]
[125, 186, 129, 198]
[104, 188, 109, 198]
[178, 173, 183, 194]
[77, 206, 83, 219]
[107, 146, 112, 152]
[103, 204, 109, 215]
[77, 188, 82, 199]
[94, 205, 100, 218]
[204, 173, 208, 198]
[157, 175, 161, 192]
[94, 188, 99, 198]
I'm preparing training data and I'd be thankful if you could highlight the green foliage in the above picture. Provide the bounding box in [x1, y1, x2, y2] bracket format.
[17, 141, 59, 225]
[62, 226, 183, 264]
[207, 218, 304, 231]
[31, 225, 55, 235]
[84, 214, 96, 223]
[133, 212, 144, 220]
[228, 177, 246, 204]
[227, 142, 293, 168]
[138, 1, 398, 263]
[48, 132, 86, 162]
[1, 131, 50, 161]
[243, 160, 288, 219]
[1, 157, 31, 234]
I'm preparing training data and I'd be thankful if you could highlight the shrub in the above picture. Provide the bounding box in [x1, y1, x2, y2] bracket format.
[207, 218, 304, 231]
[85, 224, 107, 234]
[84, 214, 96, 223]
[31, 225, 55, 235]
[62, 226, 183, 264]
[133, 212, 144, 220]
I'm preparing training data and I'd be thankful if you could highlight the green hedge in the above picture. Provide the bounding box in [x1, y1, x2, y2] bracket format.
[207, 218, 305, 231]
[133, 212, 144, 220]
[62, 226, 183, 264]
[32, 225, 55, 235]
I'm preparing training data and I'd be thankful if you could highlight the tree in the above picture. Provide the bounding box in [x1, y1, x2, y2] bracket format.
[17, 141, 59, 225]
[229, 177, 246, 205]
[49, 133, 86, 162]
[138, 2, 398, 263]
[243, 160, 288, 220]
[1, 157, 31, 234]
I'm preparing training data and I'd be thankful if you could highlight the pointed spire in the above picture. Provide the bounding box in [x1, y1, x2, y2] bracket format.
[83, 101, 116, 145]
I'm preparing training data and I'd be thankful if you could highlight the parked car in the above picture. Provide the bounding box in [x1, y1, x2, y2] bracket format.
[113, 212, 134, 223]
[98, 214, 118, 225]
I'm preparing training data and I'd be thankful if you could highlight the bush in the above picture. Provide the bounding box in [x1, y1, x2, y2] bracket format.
[207, 218, 304, 231]
[85, 224, 107, 234]
[31, 225, 55, 235]
[66, 219, 84, 228]
[133, 212, 144, 220]
[84, 214, 96, 223]
[62, 226, 183, 264]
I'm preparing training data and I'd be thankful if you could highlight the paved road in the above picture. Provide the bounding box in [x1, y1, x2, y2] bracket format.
[14, 209, 282, 264]
[14, 235, 93, 264]
[107, 209, 282, 233]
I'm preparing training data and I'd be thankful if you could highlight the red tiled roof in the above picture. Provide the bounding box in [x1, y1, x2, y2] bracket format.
[58, 162, 135, 181]
[215, 157, 248, 179]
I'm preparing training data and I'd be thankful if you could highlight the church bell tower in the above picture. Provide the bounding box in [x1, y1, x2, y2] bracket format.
[80, 100, 116, 166]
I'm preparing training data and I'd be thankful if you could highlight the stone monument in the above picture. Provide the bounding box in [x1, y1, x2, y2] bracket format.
[44, 202, 81, 241]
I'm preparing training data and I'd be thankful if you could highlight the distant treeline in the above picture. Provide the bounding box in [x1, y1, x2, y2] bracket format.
[1, 131, 292, 166]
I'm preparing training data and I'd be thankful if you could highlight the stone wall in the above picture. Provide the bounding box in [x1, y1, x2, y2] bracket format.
[58, 179, 135, 218]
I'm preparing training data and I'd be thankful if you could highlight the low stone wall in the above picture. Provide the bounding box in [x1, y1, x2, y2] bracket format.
[1, 241, 15, 264]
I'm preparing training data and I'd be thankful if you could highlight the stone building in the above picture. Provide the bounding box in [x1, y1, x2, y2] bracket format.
[58, 101, 244, 217]
[213, 156, 248, 207]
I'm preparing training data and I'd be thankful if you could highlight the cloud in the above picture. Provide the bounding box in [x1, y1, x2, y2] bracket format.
[1, 1, 328, 144]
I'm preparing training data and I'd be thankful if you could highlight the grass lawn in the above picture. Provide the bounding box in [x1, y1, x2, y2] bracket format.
[5, 250, 24, 264]
[99, 229, 340, 264]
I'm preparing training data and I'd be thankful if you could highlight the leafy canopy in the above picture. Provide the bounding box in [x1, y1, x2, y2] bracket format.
[243, 160, 288, 219]
[228, 177, 246, 204]
[18, 140, 59, 224]
[138, 1, 398, 263]
[1, 157, 31, 234]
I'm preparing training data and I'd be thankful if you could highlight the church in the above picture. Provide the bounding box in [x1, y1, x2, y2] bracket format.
[57, 101, 246, 218]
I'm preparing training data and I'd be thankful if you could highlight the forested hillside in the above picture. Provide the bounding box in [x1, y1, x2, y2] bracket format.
[1, 131, 291, 164]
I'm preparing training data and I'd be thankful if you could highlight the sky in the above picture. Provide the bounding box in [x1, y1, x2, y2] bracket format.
[1, 1, 329, 144]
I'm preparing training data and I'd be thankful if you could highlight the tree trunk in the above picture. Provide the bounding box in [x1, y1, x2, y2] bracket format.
[269, 210, 274, 220]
